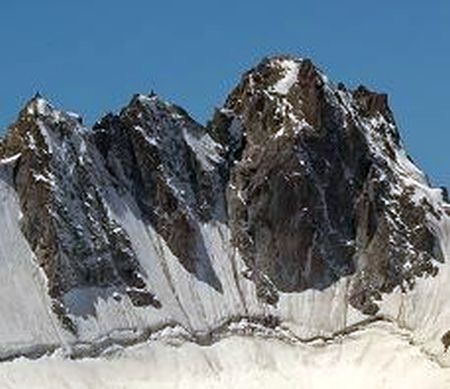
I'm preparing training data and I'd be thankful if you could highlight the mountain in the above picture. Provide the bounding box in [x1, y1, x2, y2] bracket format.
[0, 55, 449, 387]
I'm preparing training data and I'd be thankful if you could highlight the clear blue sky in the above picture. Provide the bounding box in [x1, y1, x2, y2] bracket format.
[0, 1, 448, 187]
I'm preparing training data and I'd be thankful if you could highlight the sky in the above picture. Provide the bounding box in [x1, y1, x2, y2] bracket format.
[0, 0, 448, 187]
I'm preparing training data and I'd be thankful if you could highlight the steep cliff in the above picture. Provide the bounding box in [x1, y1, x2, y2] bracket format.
[0, 56, 448, 371]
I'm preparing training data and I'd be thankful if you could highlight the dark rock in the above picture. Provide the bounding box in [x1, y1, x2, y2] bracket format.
[0, 97, 158, 323]
[127, 290, 162, 309]
[442, 330, 450, 352]
[210, 56, 443, 312]
[92, 94, 224, 292]
[0, 55, 444, 329]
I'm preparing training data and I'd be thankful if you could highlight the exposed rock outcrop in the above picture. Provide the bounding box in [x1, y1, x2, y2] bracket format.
[0, 96, 161, 332]
[0, 55, 447, 362]
[92, 94, 224, 291]
[209, 56, 444, 312]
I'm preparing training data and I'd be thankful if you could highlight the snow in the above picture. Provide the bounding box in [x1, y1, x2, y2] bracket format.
[134, 125, 159, 146]
[36, 98, 50, 115]
[0, 169, 63, 359]
[26, 133, 37, 150]
[271, 59, 300, 95]
[66, 112, 81, 121]
[0, 153, 21, 165]
[273, 127, 286, 139]
[377, 209, 450, 365]
[36, 122, 54, 155]
[182, 128, 223, 171]
[26, 97, 55, 118]
[1, 323, 450, 389]
[33, 173, 55, 187]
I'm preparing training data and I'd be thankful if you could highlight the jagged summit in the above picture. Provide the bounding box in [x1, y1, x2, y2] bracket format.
[22, 93, 52, 116]
[17, 93, 82, 126]
[1, 56, 393, 155]
[209, 55, 445, 311]
[0, 55, 448, 369]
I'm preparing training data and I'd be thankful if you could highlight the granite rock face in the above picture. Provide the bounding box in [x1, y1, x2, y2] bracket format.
[92, 95, 225, 292]
[209, 56, 444, 313]
[0, 97, 160, 332]
[0, 55, 447, 359]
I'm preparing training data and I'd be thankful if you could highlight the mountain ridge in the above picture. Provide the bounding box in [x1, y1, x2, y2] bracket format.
[0, 55, 449, 369]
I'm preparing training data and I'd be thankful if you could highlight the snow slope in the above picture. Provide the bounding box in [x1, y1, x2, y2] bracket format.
[0, 166, 62, 359]
[1, 322, 450, 389]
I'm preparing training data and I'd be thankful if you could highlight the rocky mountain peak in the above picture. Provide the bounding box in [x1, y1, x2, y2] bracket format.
[22, 93, 53, 117]
[210, 56, 400, 153]
[0, 55, 448, 362]
[211, 56, 326, 146]
[0, 95, 85, 165]
[0, 97, 164, 333]
[352, 85, 396, 126]
[209, 55, 445, 312]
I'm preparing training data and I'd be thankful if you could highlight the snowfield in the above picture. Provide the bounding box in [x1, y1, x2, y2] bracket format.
[1, 322, 450, 389]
